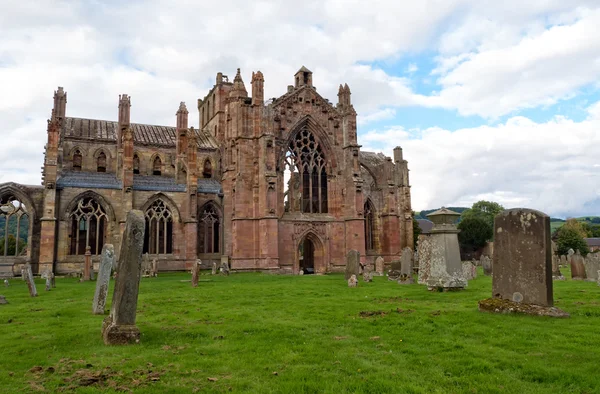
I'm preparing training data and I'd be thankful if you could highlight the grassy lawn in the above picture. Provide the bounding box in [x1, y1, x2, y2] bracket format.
[1, 269, 599, 393]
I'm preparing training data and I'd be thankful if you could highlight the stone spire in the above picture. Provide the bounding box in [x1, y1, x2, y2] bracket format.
[229, 68, 248, 99]
[338, 83, 351, 106]
[176, 101, 188, 130]
[52, 87, 67, 120]
[251, 71, 264, 106]
[118, 94, 131, 129]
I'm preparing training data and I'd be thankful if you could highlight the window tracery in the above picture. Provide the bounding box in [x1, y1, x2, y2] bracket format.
[0, 195, 29, 258]
[143, 199, 173, 255]
[69, 197, 107, 255]
[199, 204, 220, 254]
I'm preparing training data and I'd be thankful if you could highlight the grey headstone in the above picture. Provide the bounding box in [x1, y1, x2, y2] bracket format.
[348, 274, 358, 288]
[417, 237, 432, 284]
[569, 250, 587, 280]
[560, 255, 567, 267]
[398, 247, 414, 285]
[220, 256, 230, 276]
[101, 210, 145, 345]
[345, 250, 360, 280]
[375, 256, 384, 276]
[481, 255, 492, 276]
[150, 259, 158, 277]
[492, 208, 553, 306]
[462, 261, 476, 281]
[0, 295, 7, 304]
[93, 244, 115, 315]
[551, 254, 564, 280]
[192, 260, 201, 287]
[211, 262, 217, 275]
[23, 264, 37, 297]
[583, 254, 600, 282]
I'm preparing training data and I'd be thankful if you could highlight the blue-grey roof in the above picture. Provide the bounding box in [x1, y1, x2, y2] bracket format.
[197, 178, 222, 194]
[57, 171, 122, 190]
[133, 175, 186, 192]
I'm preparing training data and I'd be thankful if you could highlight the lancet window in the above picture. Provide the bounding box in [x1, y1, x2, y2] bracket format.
[97, 152, 107, 172]
[198, 204, 220, 254]
[73, 150, 82, 171]
[0, 195, 29, 258]
[143, 199, 173, 255]
[284, 127, 328, 213]
[153, 156, 162, 175]
[133, 154, 140, 174]
[203, 159, 212, 179]
[364, 200, 375, 251]
[69, 197, 107, 255]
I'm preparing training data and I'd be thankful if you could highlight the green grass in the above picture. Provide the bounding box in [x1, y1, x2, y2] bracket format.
[1, 269, 600, 393]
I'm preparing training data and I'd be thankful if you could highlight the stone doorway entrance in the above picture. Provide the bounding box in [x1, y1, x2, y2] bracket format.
[299, 238, 315, 274]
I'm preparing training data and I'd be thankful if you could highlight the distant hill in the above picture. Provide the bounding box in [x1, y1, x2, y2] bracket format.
[550, 216, 600, 233]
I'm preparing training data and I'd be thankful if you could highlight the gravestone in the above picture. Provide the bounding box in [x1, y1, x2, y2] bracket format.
[560, 255, 567, 267]
[348, 274, 358, 288]
[583, 253, 600, 282]
[41, 271, 53, 291]
[492, 209, 553, 306]
[552, 254, 564, 280]
[345, 250, 360, 280]
[101, 210, 145, 345]
[0, 295, 7, 304]
[388, 259, 401, 281]
[23, 264, 37, 297]
[150, 259, 158, 277]
[363, 263, 374, 282]
[481, 255, 492, 276]
[462, 262, 476, 281]
[211, 262, 217, 275]
[220, 256, 230, 276]
[83, 246, 92, 281]
[4, 279, 8, 287]
[93, 244, 115, 315]
[375, 256, 384, 276]
[569, 250, 586, 280]
[425, 208, 466, 291]
[417, 237, 432, 285]
[398, 247, 414, 285]
[191, 260, 201, 287]
[142, 253, 151, 277]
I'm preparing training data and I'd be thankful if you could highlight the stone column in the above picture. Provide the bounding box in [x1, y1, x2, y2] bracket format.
[23, 264, 37, 297]
[93, 244, 115, 315]
[83, 246, 92, 281]
[101, 211, 145, 345]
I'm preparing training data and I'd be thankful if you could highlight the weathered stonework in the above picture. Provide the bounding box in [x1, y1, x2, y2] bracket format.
[417, 236, 432, 284]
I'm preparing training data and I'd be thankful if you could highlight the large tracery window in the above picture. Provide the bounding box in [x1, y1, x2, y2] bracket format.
[364, 200, 375, 251]
[198, 204, 220, 254]
[69, 197, 107, 255]
[143, 199, 173, 255]
[284, 127, 328, 213]
[0, 195, 29, 257]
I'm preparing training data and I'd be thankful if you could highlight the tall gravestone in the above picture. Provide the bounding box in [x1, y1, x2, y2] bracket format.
[375, 256, 384, 276]
[345, 250, 360, 280]
[191, 260, 201, 287]
[398, 247, 414, 284]
[388, 259, 401, 280]
[584, 253, 600, 282]
[425, 208, 466, 291]
[481, 255, 492, 276]
[93, 244, 115, 315]
[23, 264, 37, 297]
[569, 250, 586, 280]
[101, 210, 145, 345]
[83, 246, 92, 281]
[417, 237, 432, 284]
[462, 261, 476, 281]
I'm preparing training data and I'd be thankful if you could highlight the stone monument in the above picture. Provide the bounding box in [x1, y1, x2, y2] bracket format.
[398, 247, 414, 285]
[345, 250, 360, 280]
[23, 263, 37, 297]
[191, 260, 201, 287]
[83, 246, 92, 281]
[569, 249, 586, 280]
[93, 244, 115, 315]
[417, 237, 432, 284]
[348, 274, 358, 288]
[481, 255, 492, 276]
[375, 256, 384, 276]
[584, 253, 600, 282]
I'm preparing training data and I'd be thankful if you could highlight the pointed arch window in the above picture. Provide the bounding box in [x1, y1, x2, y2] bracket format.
[285, 127, 328, 213]
[153, 156, 162, 176]
[364, 200, 375, 251]
[97, 152, 107, 172]
[133, 154, 140, 174]
[0, 195, 29, 258]
[69, 197, 107, 255]
[73, 150, 82, 171]
[143, 199, 173, 255]
[203, 159, 212, 179]
[199, 204, 220, 254]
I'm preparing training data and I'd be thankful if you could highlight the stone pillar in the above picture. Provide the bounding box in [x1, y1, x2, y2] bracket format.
[83, 246, 92, 281]
[425, 208, 466, 291]
[345, 250, 360, 280]
[93, 244, 115, 315]
[23, 264, 37, 297]
[101, 210, 145, 345]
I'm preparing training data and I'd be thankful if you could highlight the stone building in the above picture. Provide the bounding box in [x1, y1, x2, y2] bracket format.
[0, 67, 413, 276]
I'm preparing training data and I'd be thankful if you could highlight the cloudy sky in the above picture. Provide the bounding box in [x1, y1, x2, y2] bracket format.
[1, 1, 599, 218]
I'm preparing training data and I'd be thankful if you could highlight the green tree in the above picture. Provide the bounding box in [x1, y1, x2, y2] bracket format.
[412, 211, 421, 249]
[556, 227, 590, 256]
[0, 235, 27, 256]
[457, 216, 493, 253]
[461, 200, 505, 229]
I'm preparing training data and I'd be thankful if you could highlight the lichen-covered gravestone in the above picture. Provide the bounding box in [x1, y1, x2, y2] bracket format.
[583, 253, 600, 282]
[363, 263, 374, 282]
[569, 250, 586, 280]
[93, 244, 115, 315]
[345, 250, 360, 280]
[191, 260, 201, 287]
[398, 247, 414, 285]
[417, 237, 432, 285]
[23, 264, 37, 297]
[375, 256, 384, 276]
[479, 208, 568, 317]
[101, 210, 145, 345]
[462, 261, 476, 281]
[211, 262, 217, 275]
[388, 259, 401, 281]
[220, 256, 230, 276]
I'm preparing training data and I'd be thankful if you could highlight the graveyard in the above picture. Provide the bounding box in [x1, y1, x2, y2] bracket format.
[1, 268, 599, 393]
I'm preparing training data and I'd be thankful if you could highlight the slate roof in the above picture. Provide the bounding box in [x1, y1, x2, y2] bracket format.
[61, 117, 218, 149]
[585, 238, 600, 247]
[57, 171, 222, 195]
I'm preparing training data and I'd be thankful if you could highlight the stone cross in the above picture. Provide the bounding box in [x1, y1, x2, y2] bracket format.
[348, 274, 358, 287]
[492, 208, 553, 306]
[569, 250, 586, 280]
[93, 244, 115, 315]
[375, 256, 384, 276]
[83, 246, 92, 281]
[101, 210, 145, 345]
[23, 264, 37, 297]
[345, 250, 360, 280]
[191, 260, 201, 287]
[417, 237, 432, 284]
[398, 247, 414, 285]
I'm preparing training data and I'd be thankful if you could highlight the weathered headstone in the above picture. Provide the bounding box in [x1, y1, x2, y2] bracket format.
[83, 246, 92, 281]
[191, 260, 201, 287]
[23, 264, 37, 297]
[0, 295, 7, 304]
[150, 259, 158, 277]
[559, 255, 567, 267]
[348, 274, 358, 288]
[93, 244, 115, 315]
[417, 237, 432, 284]
[388, 259, 401, 281]
[552, 254, 564, 280]
[375, 256, 384, 276]
[462, 261, 476, 281]
[4, 279, 8, 287]
[481, 255, 492, 276]
[211, 262, 217, 275]
[363, 262, 374, 282]
[569, 250, 586, 280]
[425, 208, 466, 291]
[398, 247, 414, 285]
[345, 250, 360, 280]
[220, 256, 230, 276]
[101, 210, 145, 345]
[142, 253, 151, 277]
[583, 253, 600, 282]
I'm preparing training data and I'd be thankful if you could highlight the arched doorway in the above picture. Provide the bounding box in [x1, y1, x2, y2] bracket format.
[297, 232, 325, 274]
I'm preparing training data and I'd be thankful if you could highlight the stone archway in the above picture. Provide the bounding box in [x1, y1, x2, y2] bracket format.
[296, 232, 325, 274]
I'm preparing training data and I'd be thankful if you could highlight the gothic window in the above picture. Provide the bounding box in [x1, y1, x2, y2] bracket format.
[73, 150, 82, 171]
[203, 159, 212, 179]
[97, 152, 107, 173]
[198, 204, 220, 254]
[364, 200, 375, 251]
[143, 199, 173, 255]
[133, 154, 140, 174]
[69, 197, 107, 255]
[0, 195, 29, 258]
[285, 127, 328, 213]
[153, 156, 162, 176]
